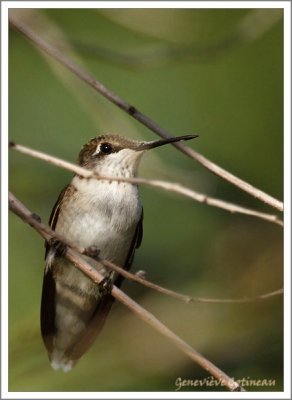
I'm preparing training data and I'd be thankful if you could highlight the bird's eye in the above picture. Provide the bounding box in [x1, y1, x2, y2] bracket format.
[100, 143, 113, 155]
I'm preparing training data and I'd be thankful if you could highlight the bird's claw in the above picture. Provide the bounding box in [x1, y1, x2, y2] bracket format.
[48, 238, 67, 257]
[84, 245, 100, 260]
[135, 269, 147, 279]
[98, 277, 113, 296]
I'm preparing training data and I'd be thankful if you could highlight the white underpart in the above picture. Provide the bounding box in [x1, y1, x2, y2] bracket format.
[48, 148, 143, 370]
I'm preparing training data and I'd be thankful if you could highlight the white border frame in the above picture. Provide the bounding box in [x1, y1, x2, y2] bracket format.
[1, 1, 291, 399]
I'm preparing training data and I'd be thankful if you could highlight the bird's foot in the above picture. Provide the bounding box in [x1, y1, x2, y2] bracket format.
[98, 276, 113, 296]
[135, 269, 147, 279]
[48, 238, 67, 257]
[84, 245, 100, 260]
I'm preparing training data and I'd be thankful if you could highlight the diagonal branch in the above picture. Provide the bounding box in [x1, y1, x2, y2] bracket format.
[9, 15, 283, 212]
[9, 185, 282, 306]
[9, 141, 283, 226]
[8, 191, 244, 392]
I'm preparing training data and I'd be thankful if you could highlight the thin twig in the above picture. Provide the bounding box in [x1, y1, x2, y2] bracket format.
[9, 141, 283, 226]
[8, 185, 282, 306]
[102, 258, 283, 304]
[8, 191, 244, 392]
[9, 16, 283, 212]
[188, 288, 284, 304]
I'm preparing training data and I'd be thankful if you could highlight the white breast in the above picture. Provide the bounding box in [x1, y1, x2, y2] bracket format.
[56, 176, 142, 266]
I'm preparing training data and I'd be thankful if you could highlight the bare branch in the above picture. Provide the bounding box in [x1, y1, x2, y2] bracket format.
[9, 141, 283, 226]
[8, 179, 282, 306]
[9, 15, 283, 212]
[102, 258, 283, 304]
[8, 191, 244, 392]
[187, 288, 283, 304]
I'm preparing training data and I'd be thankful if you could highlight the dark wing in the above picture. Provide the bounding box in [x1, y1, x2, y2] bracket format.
[42, 185, 143, 362]
[49, 186, 69, 229]
[40, 267, 56, 353]
[41, 185, 69, 352]
[65, 210, 144, 362]
[44, 185, 69, 257]
[115, 208, 143, 286]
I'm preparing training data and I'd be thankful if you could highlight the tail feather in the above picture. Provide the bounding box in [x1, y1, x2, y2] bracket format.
[50, 350, 75, 372]
[42, 268, 116, 371]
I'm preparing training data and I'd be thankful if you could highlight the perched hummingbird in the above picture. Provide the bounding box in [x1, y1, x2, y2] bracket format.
[41, 133, 197, 372]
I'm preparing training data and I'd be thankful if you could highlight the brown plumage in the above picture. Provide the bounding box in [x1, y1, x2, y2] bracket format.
[40, 133, 196, 371]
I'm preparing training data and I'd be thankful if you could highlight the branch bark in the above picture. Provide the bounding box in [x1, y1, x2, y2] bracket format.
[9, 180, 282, 306]
[9, 15, 283, 212]
[9, 191, 245, 392]
[9, 141, 283, 226]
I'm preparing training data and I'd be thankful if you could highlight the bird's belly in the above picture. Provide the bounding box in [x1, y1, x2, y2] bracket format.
[61, 212, 134, 262]
[56, 185, 141, 263]
[53, 181, 142, 295]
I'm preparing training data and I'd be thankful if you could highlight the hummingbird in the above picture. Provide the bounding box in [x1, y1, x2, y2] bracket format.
[41, 133, 197, 372]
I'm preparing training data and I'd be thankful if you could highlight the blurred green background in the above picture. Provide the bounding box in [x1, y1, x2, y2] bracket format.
[9, 8, 283, 392]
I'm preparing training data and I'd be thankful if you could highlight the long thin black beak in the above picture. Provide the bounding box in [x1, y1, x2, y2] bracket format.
[137, 134, 198, 151]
